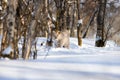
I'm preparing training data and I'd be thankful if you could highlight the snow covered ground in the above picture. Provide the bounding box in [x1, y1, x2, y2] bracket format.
[0, 37, 120, 80]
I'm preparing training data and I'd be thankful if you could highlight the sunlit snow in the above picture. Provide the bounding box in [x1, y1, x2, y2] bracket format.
[0, 37, 120, 80]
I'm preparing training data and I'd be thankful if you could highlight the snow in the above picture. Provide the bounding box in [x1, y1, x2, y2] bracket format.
[0, 6, 2, 11]
[108, 0, 120, 8]
[95, 36, 102, 41]
[0, 37, 120, 80]
[2, 45, 13, 54]
[114, 3, 120, 8]
[78, 19, 83, 25]
[52, 16, 56, 21]
[81, 0, 85, 3]
[0, 17, 3, 20]
[4, 0, 7, 3]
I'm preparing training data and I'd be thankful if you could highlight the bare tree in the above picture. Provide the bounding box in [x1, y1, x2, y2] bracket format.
[24, 0, 41, 60]
[0, 0, 19, 59]
[83, 8, 98, 38]
[77, 0, 82, 46]
[95, 0, 107, 47]
[54, 0, 67, 31]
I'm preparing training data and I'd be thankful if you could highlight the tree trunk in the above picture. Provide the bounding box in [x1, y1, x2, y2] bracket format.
[24, 2, 41, 59]
[8, 0, 18, 59]
[0, 0, 19, 59]
[70, 1, 76, 37]
[54, 0, 66, 31]
[0, 0, 8, 58]
[45, 0, 53, 47]
[83, 8, 98, 38]
[24, 20, 37, 60]
[95, 0, 107, 47]
[77, 0, 82, 46]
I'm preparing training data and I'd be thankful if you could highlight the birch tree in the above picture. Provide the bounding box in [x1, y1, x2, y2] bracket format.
[0, 0, 19, 59]
[24, 0, 41, 60]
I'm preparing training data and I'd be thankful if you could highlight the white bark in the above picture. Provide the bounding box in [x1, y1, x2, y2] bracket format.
[24, 20, 36, 60]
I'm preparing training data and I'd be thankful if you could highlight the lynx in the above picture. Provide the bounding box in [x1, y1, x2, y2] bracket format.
[53, 30, 70, 49]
